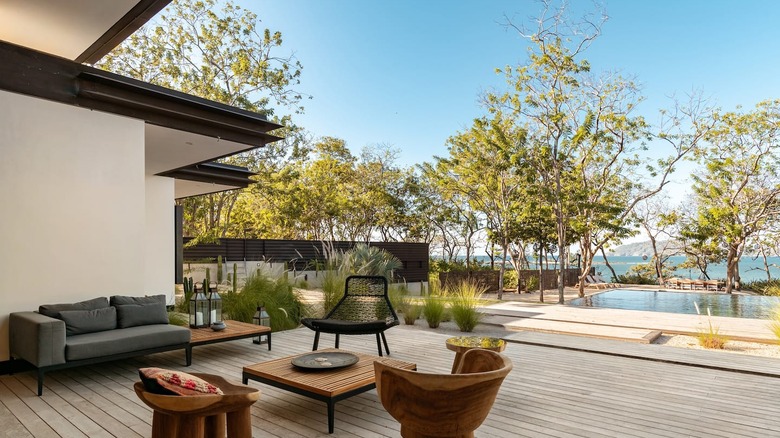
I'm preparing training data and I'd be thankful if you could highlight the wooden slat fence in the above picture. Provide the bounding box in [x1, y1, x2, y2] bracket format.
[183, 238, 429, 282]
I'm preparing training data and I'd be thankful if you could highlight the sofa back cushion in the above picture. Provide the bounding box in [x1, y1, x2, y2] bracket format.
[59, 306, 117, 336]
[39, 297, 109, 319]
[111, 295, 168, 328]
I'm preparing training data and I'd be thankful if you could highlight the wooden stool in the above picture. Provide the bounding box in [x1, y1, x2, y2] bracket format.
[445, 336, 506, 373]
[134, 373, 260, 438]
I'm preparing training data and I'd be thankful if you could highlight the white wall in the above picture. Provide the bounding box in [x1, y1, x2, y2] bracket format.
[144, 175, 175, 304]
[0, 91, 146, 360]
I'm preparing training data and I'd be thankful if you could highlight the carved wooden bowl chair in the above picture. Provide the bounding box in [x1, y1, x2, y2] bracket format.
[301, 275, 400, 356]
[374, 349, 513, 438]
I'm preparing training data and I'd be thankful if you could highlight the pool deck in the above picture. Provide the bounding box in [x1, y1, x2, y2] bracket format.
[481, 299, 776, 343]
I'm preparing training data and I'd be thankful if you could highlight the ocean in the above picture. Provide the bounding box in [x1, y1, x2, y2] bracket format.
[468, 255, 780, 283]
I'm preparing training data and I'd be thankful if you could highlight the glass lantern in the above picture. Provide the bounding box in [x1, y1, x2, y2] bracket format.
[208, 290, 222, 325]
[253, 304, 271, 344]
[189, 290, 209, 328]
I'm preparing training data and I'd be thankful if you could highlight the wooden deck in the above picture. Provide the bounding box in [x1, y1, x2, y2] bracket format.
[2, 326, 780, 437]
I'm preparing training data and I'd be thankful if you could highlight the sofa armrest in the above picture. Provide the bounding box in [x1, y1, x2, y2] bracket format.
[10, 312, 66, 367]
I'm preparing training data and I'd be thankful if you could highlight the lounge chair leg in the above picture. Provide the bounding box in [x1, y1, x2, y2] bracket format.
[335, 334, 340, 349]
[380, 332, 391, 355]
[313, 331, 320, 351]
[376, 333, 383, 356]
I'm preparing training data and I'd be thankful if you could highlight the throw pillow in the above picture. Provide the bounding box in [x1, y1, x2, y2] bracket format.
[110, 294, 166, 307]
[139, 367, 223, 396]
[39, 297, 109, 319]
[115, 303, 169, 328]
[59, 307, 117, 336]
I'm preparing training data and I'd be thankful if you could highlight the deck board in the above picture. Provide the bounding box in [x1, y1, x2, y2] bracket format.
[2, 326, 780, 437]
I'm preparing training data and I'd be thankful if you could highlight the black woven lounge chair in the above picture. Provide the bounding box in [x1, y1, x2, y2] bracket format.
[301, 275, 399, 356]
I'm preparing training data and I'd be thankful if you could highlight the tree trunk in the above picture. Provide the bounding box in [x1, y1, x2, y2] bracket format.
[538, 243, 544, 303]
[497, 244, 506, 300]
[725, 244, 737, 294]
[599, 247, 619, 283]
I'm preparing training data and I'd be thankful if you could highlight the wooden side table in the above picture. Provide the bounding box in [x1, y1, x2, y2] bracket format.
[445, 336, 506, 373]
[134, 373, 260, 438]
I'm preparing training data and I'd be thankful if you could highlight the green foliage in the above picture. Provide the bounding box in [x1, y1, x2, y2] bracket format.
[503, 270, 518, 289]
[449, 281, 485, 332]
[388, 283, 409, 311]
[297, 279, 310, 289]
[167, 311, 189, 327]
[428, 273, 443, 296]
[742, 279, 780, 296]
[222, 273, 304, 331]
[421, 297, 446, 328]
[398, 298, 421, 325]
[697, 317, 728, 349]
[616, 263, 661, 285]
[770, 306, 780, 343]
[525, 275, 539, 292]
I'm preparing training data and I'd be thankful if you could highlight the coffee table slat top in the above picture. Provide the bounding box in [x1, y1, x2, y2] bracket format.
[243, 348, 415, 397]
[189, 319, 270, 345]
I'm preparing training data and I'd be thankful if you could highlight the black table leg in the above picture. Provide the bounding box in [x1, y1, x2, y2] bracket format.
[327, 400, 335, 433]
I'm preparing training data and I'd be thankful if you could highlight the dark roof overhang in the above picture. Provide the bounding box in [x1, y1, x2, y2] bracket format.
[0, 39, 283, 147]
[75, 0, 172, 64]
[162, 162, 256, 188]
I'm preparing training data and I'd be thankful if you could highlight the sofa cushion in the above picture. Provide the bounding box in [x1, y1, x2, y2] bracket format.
[116, 303, 169, 328]
[39, 297, 109, 319]
[59, 306, 117, 336]
[110, 294, 166, 306]
[65, 324, 191, 361]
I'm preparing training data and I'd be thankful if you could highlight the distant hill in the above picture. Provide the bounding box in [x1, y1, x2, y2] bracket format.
[607, 240, 680, 257]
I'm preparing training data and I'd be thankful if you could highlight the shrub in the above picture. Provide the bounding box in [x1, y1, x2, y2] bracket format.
[525, 275, 539, 292]
[167, 311, 188, 327]
[222, 273, 304, 331]
[503, 270, 518, 289]
[450, 281, 485, 332]
[399, 298, 421, 325]
[428, 273, 443, 296]
[742, 279, 780, 296]
[696, 306, 728, 349]
[422, 297, 446, 328]
[389, 283, 409, 311]
[771, 305, 780, 342]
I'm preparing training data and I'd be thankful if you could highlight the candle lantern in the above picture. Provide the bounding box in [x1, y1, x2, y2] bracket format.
[252, 304, 271, 345]
[189, 289, 209, 328]
[208, 289, 222, 325]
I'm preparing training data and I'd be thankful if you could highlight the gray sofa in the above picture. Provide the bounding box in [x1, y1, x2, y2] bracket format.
[10, 295, 191, 395]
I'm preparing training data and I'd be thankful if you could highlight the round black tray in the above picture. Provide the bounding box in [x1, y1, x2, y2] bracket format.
[291, 352, 359, 370]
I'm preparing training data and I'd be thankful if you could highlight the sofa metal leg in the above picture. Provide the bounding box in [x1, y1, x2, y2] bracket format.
[185, 346, 192, 366]
[335, 334, 340, 349]
[37, 369, 44, 396]
[375, 333, 383, 356]
[313, 331, 320, 351]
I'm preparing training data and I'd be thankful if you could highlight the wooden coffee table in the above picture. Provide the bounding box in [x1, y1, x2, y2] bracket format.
[186, 320, 271, 365]
[242, 348, 416, 434]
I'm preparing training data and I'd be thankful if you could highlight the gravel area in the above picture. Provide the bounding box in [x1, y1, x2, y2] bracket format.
[655, 334, 780, 358]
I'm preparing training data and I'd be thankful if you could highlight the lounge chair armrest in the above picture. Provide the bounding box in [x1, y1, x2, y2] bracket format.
[10, 312, 66, 367]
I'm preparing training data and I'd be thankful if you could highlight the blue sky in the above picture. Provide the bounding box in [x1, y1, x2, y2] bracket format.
[253, 0, 780, 194]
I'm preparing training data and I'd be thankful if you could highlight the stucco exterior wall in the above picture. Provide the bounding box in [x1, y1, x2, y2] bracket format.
[0, 90, 152, 360]
[145, 175, 175, 300]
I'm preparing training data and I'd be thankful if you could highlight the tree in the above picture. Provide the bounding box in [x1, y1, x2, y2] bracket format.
[690, 100, 780, 292]
[433, 113, 529, 299]
[489, 3, 711, 300]
[97, 0, 308, 241]
[635, 196, 681, 285]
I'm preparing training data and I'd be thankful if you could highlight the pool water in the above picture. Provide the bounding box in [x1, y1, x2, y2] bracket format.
[568, 289, 780, 319]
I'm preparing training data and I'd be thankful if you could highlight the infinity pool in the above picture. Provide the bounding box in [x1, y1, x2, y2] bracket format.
[568, 289, 780, 319]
